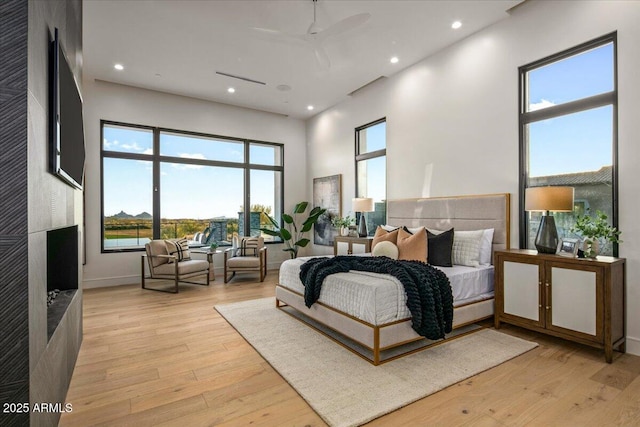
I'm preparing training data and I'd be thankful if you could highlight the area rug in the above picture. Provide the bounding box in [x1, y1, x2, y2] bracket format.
[215, 297, 537, 427]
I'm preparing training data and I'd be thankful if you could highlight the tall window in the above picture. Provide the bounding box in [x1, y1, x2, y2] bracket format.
[519, 33, 618, 255]
[355, 118, 386, 236]
[101, 121, 284, 252]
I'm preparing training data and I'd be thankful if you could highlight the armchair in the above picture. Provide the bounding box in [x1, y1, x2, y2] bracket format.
[141, 239, 210, 293]
[223, 236, 267, 283]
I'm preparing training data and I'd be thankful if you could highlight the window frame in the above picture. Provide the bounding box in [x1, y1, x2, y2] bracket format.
[518, 33, 618, 255]
[355, 117, 387, 233]
[100, 120, 284, 253]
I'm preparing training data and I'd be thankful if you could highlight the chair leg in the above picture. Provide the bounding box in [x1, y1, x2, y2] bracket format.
[225, 271, 235, 284]
[141, 255, 146, 289]
[174, 262, 179, 293]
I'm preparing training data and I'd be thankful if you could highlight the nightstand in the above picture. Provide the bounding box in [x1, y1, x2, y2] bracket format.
[333, 236, 373, 256]
[494, 249, 625, 363]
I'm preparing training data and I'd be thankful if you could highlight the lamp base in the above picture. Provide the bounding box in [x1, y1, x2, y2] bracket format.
[535, 215, 559, 254]
[357, 213, 368, 237]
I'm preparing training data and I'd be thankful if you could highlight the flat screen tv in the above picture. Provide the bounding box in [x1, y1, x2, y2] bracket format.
[50, 28, 85, 190]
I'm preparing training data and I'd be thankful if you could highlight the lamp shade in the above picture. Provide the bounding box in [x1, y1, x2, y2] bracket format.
[352, 197, 374, 213]
[525, 186, 574, 212]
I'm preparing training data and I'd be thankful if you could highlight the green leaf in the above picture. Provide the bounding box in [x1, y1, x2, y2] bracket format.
[280, 228, 292, 240]
[294, 202, 309, 214]
[265, 214, 279, 228]
[283, 248, 297, 258]
[259, 228, 280, 237]
[282, 214, 294, 224]
[295, 238, 310, 247]
[301, 222, 313, 233]
[309, 206, 325, 216]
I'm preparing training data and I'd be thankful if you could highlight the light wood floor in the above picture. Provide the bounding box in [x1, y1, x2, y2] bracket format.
[60, 270, 640, 426]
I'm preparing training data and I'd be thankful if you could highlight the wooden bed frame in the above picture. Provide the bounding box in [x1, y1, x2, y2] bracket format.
[276, 193, 511, 365]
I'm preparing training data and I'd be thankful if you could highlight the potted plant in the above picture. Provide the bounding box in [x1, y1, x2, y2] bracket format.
[260, 202, 326, 258]
[209, 241, 218, 252]
[571, 210, 621, 258]
[331, 215, 355, 236]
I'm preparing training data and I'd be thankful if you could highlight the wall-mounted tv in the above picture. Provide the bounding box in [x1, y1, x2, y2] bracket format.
[50, 28, 85, 190]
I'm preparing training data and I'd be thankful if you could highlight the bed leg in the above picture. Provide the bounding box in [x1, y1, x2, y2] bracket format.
[276, 298, 280, 308]
[373, 326, 381, 366]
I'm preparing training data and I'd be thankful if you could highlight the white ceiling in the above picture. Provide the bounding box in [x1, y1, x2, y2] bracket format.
[83, 0, 523, 119]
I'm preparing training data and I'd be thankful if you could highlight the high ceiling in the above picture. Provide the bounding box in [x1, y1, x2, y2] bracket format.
[83, 0, 523, 119]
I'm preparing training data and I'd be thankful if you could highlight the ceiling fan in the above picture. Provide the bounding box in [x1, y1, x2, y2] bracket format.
[253, 0, 371, 69]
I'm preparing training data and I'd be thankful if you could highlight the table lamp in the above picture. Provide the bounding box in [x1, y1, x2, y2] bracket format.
[525, 186, 574, 254]
[352, 197, 374, 237]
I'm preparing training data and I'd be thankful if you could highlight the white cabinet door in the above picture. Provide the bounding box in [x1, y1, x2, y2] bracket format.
[550, 267, 597, 336]
[503, 261, 540, 322]
[335, 241, 350, 255]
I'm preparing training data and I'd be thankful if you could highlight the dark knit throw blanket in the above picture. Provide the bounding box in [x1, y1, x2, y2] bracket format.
[299, 256, 453, 340]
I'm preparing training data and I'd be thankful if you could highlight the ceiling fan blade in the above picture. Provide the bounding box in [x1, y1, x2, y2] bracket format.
[250, 27, 305, 44]
[317, 13, 371, 40]
[313, 44, 331, 69]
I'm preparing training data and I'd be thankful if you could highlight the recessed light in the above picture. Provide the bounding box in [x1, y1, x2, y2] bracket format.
[451, 21, 462, 29]
[390, 56, 399, 64]
[114, 64, 124, 71]
[227, 87, 236, 93]
[307, 105, 314, 111]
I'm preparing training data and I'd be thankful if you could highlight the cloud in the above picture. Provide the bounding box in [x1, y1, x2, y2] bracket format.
[143, 148, 153, 155]
[529, 99, 556, 111]
[121, 142, 146, 152]
[103, 138, 119, 149]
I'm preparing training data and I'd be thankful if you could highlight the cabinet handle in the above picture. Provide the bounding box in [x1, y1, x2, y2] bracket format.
[546, 306, 550, 310]
[545, 283, 550, 287]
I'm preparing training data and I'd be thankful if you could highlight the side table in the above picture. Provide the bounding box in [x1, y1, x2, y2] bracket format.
[333, 236, 373, 256]
[190, 248, 222, 281]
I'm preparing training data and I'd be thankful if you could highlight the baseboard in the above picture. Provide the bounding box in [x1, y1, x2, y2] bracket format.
[83, 275, 140, 288]
[626, 336, 640, 356]
[83, 262, 284, 289]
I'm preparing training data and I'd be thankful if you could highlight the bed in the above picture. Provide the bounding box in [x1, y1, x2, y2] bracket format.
[275, 193, 510, 365]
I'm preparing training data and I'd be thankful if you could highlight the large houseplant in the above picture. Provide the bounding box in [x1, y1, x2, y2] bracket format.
[261, 202, 326, 258]
[571, 210, 621, 258]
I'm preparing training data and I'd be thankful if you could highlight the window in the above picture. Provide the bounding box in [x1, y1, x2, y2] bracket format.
[355, 118, 386, 236]
[519, 33, 618, 255]
[101, 121, 284, 251]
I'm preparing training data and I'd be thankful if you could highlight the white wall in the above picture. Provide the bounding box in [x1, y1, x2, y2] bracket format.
[306, 1, 640, 354]
[82, 79, 307, 287]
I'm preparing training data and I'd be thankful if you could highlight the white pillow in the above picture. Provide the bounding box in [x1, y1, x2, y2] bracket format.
[406, 226, 426, 235]
[479, 228, 495, 265]
[371, 241, 399, 259]
[381, 224, 400, 232]
[452, 230, 484, 267]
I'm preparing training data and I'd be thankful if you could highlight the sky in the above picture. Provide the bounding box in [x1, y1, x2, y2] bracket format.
[527, 42, 613, 178]
[358, 122, 386, 204]
[103, 126, 279, 219]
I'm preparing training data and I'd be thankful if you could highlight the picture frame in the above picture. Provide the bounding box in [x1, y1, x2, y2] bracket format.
[312, 174, 341, 246]
[557, 238, 579, 257]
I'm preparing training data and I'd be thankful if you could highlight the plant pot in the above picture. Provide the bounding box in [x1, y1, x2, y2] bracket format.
[583, 239, 600, 259]
[340, 226, 349, 237]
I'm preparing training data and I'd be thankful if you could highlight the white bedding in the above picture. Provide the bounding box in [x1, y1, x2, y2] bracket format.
[278, 256, 494, 326]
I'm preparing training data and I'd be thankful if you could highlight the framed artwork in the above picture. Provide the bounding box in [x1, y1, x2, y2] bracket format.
[313, 174, 341, 246]
[557, 238, 579, 257]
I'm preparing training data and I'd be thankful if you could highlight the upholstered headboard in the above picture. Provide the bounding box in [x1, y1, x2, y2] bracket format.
[386, 193, 511, 259]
